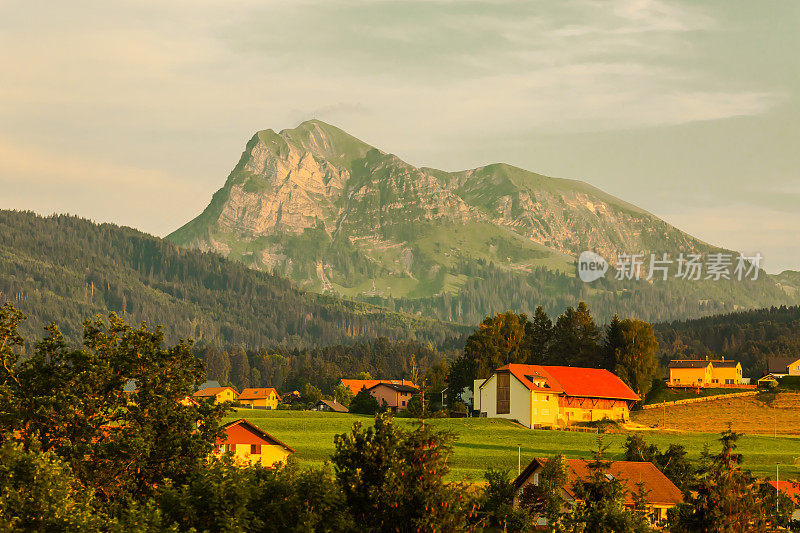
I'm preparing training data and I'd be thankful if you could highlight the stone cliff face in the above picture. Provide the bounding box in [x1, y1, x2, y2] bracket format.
[169, 120, 707, 297]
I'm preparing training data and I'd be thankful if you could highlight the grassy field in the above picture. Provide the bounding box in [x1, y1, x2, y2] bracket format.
[632, 391, 800, 436]
[226, 410, 800, 482]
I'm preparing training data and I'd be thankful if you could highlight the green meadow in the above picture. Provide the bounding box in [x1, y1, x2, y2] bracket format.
[226, 410, 800, 482]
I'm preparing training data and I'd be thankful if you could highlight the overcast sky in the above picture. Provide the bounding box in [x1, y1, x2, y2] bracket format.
[1, 0, 798, 272]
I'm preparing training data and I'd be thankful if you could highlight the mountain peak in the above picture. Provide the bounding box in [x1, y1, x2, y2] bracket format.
[169, 122, 714, 304]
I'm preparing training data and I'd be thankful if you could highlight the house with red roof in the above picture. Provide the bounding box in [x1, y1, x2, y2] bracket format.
[767, 480, 800, 522]
[474, 364, 639, 428]
[193, 386, 239, 404]
[238, 388, 281, 409]
[514, 457, 683, 526]
[215, 419, 295, 467]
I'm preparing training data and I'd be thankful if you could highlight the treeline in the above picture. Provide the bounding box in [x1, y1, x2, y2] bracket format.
[196, 337, 457, 393]
[655, 305, 800, 377]
[0, 210, 465, 349]
[362, 258, 796, 325]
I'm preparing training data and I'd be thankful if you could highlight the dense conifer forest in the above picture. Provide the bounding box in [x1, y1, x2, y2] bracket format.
[654, 305, 800, 377]
[0, 210, 466, 350]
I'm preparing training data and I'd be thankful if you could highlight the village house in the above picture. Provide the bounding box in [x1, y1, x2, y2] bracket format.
[215, 419, 294, 467]
[367, 382, 418, 411]
[667, 359, 744, 387]
[473, 364, 639, 428]
[238, 388, 281, 409]
[193, 386, 239, 404]
[312, 399, 349, 413]
[514, 457, 683, 527]
[767, 356, 800, 378]
[766, 480, 800, 522]
[339, 378, 416, 396]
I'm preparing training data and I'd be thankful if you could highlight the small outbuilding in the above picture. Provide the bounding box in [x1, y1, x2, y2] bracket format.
[312, 399, 349, 413]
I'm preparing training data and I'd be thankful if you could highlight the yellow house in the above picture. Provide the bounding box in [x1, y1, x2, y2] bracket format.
[710, 360, 743, 385]
[789, 358, 800, 376]
[238, 388, 281, 409]
[193, 386, 239, 404]
[474, 364, 639, 429]
[215, 419, 294, 467]
[668, 360, 743, 387]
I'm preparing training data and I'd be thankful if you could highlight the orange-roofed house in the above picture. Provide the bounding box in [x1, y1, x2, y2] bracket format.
[193, 386, 239, 404]
[238, 388, 281, 410]
[514, 458, 683, 526]
[339, 378, 416, 396]
[474, 364, 639, 428]
[215, 419, 294, 467]
[767, 480, 800, 522]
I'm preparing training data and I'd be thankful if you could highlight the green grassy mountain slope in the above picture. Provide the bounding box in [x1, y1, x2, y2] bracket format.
[169, 120, 799, 323]
[0, 210, 466, 348]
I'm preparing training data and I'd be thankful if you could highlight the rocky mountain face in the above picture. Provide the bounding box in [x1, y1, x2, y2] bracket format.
[169, 120, 797, 323]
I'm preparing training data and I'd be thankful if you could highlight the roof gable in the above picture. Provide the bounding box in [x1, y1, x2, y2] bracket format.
[316, 399, 349, 412]
[367, 383, 418, 394]
[515, 458, 682, 506]
[194, 386, 238, 398]
[220, 419, 295, 452]
[768, 356, 798, 373]
[340, 379, 416, 395]
[239, 388, 281, 401]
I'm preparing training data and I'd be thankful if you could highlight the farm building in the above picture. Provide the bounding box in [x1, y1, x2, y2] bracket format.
[339, 378, 416, 396]
[514, 458, 683, 526]
[312, 399, 349, 413]
[215, 419, 294, 467]
[193, 386, 239, 404]
[238, 388, 281, 409]
[473, 364, 639, 428]
[667, 359, 743, 387]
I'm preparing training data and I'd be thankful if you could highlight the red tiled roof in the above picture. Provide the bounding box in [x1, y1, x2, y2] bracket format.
[769, 480, 800, 502]
[496, 364, 638, 401]
[516, 458, 682, 506]
[493, 365, 563, 394]
[220, 419, 295, 453]
[239, 388, 281, 401]
[340, 379, 416, 395]
[193, 386, 238, 398]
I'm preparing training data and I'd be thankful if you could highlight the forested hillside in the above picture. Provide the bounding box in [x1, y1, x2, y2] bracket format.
[362, 259, 790, 325]
[0, 210, 466, 349]
[198, 338, 454, 394]
[654, 305, 800, 378]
